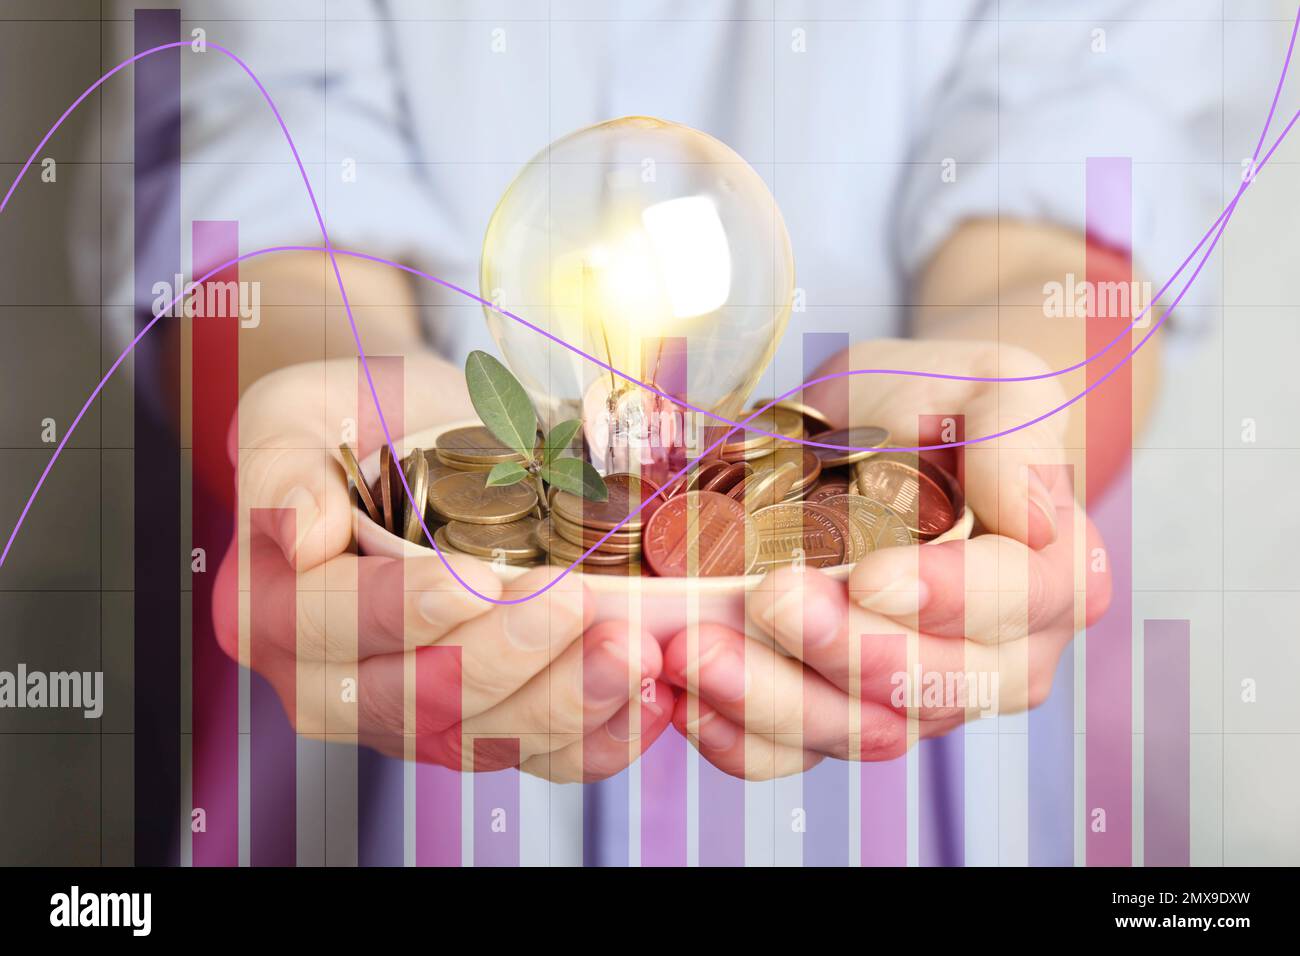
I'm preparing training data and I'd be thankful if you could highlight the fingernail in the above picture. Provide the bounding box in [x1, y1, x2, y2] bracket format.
[857, 574, 928, 616]
[277, 486, 318, 563]
[698, 640, 748, 703]
[1027, 470, 1058, 546]
[692, 710, 738, 751]
[583, 640, 631, 704]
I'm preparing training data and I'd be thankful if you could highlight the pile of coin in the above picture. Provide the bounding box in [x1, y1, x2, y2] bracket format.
[342, 405, 967, 577]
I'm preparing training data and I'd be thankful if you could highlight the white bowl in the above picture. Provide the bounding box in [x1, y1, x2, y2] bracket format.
[355, 421, 974, 642]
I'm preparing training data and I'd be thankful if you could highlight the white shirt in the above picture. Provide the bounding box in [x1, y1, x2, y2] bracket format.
[90, 0, 1238, 866]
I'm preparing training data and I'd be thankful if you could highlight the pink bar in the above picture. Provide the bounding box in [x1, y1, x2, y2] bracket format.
[190, 220, 240, 867]
[860, 634, 907, 866]
[1143, 620, 1190, 866]
[1085, 157, 1134, 867]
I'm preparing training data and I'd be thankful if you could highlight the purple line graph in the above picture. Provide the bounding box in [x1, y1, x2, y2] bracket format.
[0, 9, 1297, 608]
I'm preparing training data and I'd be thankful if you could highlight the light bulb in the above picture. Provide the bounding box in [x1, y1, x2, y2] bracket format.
[480, 116, 795, 476]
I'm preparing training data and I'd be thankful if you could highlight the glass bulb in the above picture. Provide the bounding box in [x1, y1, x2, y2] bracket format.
[480, 116, 795, 475]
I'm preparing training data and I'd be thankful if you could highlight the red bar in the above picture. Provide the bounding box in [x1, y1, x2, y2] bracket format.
[191, 220, 240, 867]
[416, 645, 463, 866]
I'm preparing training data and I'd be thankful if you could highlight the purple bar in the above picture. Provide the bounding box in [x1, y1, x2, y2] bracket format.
[1143, 620, 1190, 867]
[133, 6, 182, 868]
[918, 414, 964, 867]
[474, 740, 521, 867]
[861, 635, 907, 866]
[1029, 464, 1075, 866]
[1085, 157, 1134, 867]
[358, 356, 404, 866]
[250, 508, 298, 866]
[802, 331, 851, 866]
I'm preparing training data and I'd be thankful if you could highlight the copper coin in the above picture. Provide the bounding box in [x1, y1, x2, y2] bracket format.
[811, 496, 879, 563]
[428, 471, 538, 525]
[536, 519, 635, 566]
[806, 478, 851, 504]
[748, 502, 846, 572]
[432, 524, 471, 557]
[809, 426, 890, 468]
[402, 449, 431, 542]
[700, 461, 749, 494]
[751, 397, 833, 433]
[657, 470, 690, 500]
[552, 473, 660, 533]
[445, 517, 542, 561]
[723, 406, 803, 454]
[339, 444, 382, 526]
[422, 449, 460, 488]
[378, 443, 402, 533]
[642, 491, 756, 577]
[685, 459, 731, 493]
[435, 425, 523, 465]
[550, 509, 642, 554]
[853, 452, 955, 539]
[730, 459, 801, 512]
[825, 494, 914, 549]
[750, 445, 821, 493]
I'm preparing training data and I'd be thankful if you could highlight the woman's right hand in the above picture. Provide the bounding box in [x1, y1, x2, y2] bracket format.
[211, 357, 673, 781]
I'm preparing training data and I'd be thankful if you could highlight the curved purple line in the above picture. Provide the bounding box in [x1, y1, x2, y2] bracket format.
[0, 14, 1295, 605]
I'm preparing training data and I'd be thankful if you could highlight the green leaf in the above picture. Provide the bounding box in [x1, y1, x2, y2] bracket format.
[485, 460, 529, 488]
[465, 350, 538, 460]
[541, 457, 608, 502]
[543, 419, 583, 465]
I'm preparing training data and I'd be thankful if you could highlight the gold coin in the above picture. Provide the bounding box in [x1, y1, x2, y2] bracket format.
[823, 493, 914, 549]
[552, 473, 659, 533]
[432, 524, 472, 557]
[810, 426, 890, 468]
[402, 449, 430, 543]
[550, 508, 641, 554]
[434, 450, 495, 473]
[748, 502, 846, 572]
[435, 425, 524, 465]
[339, 443, 381, 526]
[751, 445, 821, 494]
[429, 471, 538, 524]
[811, 495, 878, 563]
[751, 397, 833, 433]
[378, 443, 399, 533]
[732, 459, 800, 513]
[535, 519, 635, 566]
[445, 517, 542, 561]
[422, 449, 459, 487]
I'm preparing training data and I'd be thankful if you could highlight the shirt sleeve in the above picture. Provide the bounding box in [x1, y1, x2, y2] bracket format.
[91, 6, 453, 344]
[893, 0, 1229, 340]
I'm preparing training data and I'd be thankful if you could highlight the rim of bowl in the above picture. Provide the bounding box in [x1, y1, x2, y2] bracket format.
[354, 420, 974, 592]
